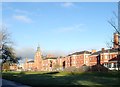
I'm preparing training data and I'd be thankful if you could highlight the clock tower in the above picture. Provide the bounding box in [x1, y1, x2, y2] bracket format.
[34, 45, 42, 71]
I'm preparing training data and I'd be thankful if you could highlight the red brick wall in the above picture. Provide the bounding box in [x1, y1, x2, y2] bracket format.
[89, 55, 97, 66]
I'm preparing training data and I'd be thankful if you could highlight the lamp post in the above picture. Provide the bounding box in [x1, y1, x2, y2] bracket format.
[117, 33, 120, 71]
[118, 1, 120, 71]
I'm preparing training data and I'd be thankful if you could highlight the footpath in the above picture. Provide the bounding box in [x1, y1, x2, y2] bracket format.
[0, 78, 31, 87]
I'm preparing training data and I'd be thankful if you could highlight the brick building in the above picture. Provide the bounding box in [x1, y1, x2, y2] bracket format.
[89, 33, 119, 70]
[89, 48, 118, 66]
[24, 48, 119, 71]
[24, 33, 119, 71]
[24, 46, 58, 71]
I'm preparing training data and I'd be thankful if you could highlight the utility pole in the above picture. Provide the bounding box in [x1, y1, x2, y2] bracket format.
[117, 42, 120, 72]
[118, 1, 120, 71]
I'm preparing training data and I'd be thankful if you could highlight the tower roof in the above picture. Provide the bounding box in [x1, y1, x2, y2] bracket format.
[37, 46, 40, 51]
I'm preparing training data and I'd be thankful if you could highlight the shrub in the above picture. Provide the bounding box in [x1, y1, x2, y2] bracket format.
[89, 64, 109, 72]
[79, 65, 90, 72]
[20, 71, 25, 75]
[64, 66, 77, 72]
[63, 65, 90, 73]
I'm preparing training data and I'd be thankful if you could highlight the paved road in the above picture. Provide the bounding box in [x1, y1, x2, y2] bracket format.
[0, 78, 31, 87]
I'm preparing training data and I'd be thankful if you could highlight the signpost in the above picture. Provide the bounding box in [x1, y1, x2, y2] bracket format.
[118, 1, 120, 71]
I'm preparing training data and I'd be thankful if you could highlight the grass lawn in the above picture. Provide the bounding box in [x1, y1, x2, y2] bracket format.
[2, 71, 120, 87]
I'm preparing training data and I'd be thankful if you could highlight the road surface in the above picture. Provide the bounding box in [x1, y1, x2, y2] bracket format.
[0, 78, 31, 87]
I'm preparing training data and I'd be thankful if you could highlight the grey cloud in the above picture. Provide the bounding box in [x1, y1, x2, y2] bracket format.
[15, 47, 68, 60]
[42, 50, 68, 57]
[15, 47, 35, 60]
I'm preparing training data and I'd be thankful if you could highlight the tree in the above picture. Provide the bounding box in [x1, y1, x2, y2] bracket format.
[0, 26, 21, 71]
[108, 2, 120, 71]
[2, 45, 20, 63]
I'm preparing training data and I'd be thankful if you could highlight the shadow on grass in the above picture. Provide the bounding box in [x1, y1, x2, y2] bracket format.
[43, 71, 59, 75]
[2, 71, 119, 87]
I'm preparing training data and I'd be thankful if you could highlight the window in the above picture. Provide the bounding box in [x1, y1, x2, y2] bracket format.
[90, 58, 91, 60]
[119, 37, 120, 45]
[101, 56, 103, 60]
[113, 63, 116, 68]
[105, 55, 108, 59]
[108, 63, 111, 68]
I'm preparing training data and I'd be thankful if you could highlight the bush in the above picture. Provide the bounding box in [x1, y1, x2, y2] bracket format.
[63, 65, 90, 72]
[89, 64, 109, 72]
[64, 66, 77, 72]
[20, 71, 25, 75]
[79, 65, 90, 72]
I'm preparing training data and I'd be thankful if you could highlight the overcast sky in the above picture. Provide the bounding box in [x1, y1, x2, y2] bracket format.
[1, 2, 118, 62]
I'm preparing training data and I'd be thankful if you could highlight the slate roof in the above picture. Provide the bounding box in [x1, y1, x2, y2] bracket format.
[91, 51, 102, 55]
[68, 51, 91, 56]
[109, 57, 120, 61]
[91, 48, 118, 55]
[27, 60, 34, 63]
[42, 57, 58, 60]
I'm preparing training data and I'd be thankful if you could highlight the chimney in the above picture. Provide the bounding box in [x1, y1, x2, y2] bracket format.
[101, 48, 105, 53]
[47, 54, 54, 58]
[113, 33, 119, 49]
[25, 57, 28, 63]
[91, 49, 96, 53]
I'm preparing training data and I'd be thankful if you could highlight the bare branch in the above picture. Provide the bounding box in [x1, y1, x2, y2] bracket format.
[106, 39, 113, 49]
[112, 11, 118, 19]
[108, 20, 119, 34]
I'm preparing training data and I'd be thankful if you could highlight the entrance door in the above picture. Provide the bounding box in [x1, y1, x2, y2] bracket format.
[63, 61, 65, 69]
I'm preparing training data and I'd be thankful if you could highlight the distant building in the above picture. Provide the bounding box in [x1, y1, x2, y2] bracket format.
[108, 57, 119, 70]
[24, 32, 119, 71]
[24, 46, 93, 71]
[24, 48, 119, 71]
[2, 63, 18, 71]
[24, 46, 58, 71]
[89, 48, 118, 70]
[10, 64, 18, 71]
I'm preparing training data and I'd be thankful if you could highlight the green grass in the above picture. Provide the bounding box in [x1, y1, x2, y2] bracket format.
[2, 71, 120, 87]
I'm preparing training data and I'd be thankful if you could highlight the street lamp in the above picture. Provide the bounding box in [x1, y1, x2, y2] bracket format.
[117, 36, 120, 71]
[118, 1, 120, 71]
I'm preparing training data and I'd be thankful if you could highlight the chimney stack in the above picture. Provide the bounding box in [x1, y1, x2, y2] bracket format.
[102, 48, 105, 53]
[113, 33, 119, 49]
[91, 49, 96, 53]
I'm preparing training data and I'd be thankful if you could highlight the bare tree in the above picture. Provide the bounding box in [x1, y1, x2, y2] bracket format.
[108, 13, 119, 34]
[0, 26, 21, 71]
[0, 26, 12, 49]
[106, 39, 113, 49]
[108, 2, 120, 71]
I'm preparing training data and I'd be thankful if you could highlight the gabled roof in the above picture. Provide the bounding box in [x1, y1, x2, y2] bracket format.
[45, 57, 57, 59]
[109, 57, 120, 62]
[91, 51, 101, 55]
[68, 51, 91, 56]
[42, 55, 58, 60]
[91, 48, 118, 56]
[27, 60, 34, 63]
[105, 49, 118, 53]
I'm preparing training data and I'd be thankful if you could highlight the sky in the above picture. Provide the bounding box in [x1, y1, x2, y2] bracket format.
[1, 2, 118, 62]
